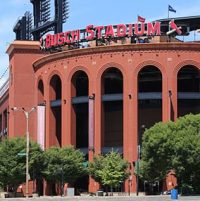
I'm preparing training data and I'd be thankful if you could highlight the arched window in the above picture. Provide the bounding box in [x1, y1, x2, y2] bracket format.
[177, 65, 200, 117]
[101, 67, 123, 153]
[49, 74, 62, 146]
[138, 66, 162, 145]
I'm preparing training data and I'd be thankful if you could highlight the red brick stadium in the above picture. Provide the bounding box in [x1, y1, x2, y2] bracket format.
[0, 12, 200, 195]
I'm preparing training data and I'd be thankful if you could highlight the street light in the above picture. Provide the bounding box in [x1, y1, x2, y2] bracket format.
[11, 107, 36, 198]
[57, 166, 64, 196]
[136, 124, 146, 196]
[128, 175, 132, 196]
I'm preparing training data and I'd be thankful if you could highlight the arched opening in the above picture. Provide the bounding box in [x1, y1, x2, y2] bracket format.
[138, 66, 162, 143]
[71, 71, 89, 149]
[38, 79, 44, 104]
[138, 65, 162, 193]
[49, 74, 62, 147]
[71, 70, 89, 193]
[101, 67, 123, 192]
[178, 65, 200, 117]
[101, 68, 123, 153]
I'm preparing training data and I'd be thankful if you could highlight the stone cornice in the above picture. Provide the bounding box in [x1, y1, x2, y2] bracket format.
[6, 40, 41, 58]
[33, 43, 200, 72]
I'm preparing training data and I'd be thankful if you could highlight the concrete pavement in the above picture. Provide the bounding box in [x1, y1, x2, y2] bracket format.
[0, 195, 200, 201]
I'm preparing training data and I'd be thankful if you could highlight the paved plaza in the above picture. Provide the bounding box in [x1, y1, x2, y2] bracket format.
[1, 196, 200, 201]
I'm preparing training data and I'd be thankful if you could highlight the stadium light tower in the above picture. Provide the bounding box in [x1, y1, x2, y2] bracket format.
[30, 0, 69, 40]
[13, 11, 32, 40]
[14, 0, 70, 41]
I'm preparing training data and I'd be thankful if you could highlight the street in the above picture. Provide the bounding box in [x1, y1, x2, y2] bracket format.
[1, 196, 200, 201]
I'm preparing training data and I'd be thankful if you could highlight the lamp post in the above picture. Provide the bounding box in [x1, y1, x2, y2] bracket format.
[136, 124, 145, 196]
[128, 175, 132, 196]
[11, 107, 36, 198]
[59, 167, 64, 196]
[55, 166, 64, 196]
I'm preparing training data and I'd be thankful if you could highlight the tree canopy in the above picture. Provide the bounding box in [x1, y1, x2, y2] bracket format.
[0, 137, 43, 192]
[140, 114, 200, 194]
[89, 151, 129, 190]
[42, 146, 87, 184]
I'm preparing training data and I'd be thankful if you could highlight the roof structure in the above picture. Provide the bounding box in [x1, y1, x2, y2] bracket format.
[156, 15, 200, 35]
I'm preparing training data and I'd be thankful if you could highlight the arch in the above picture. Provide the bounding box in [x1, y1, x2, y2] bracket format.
[49, 74, 62, 101]
[101, 66, 124, 151]
[177, 64, 200, 117]
[173, 60, 200, 77]
[137, 64, 163, 147]
[70, 70, 89, 149]
[71, 70, 89, 97]
[96, 62, 127, 83]
[138, 65, 163, 92]
[70, 69, 89, 191]
[135, 60, 166, 80]
[67, 66, 91, 83]
[101, 67, 123, 94]
[49, 73, 62, 147]
[178, 65, 200, 92]
[37, 78, 44, 104]
[47, 70, 63, 86]
[37, 75, 44, 86]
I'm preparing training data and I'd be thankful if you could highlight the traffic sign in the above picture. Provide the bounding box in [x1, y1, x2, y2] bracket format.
[17, 152, 26, 156]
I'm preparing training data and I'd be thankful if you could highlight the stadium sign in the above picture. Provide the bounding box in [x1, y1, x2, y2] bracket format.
[40, 17, 181, 50]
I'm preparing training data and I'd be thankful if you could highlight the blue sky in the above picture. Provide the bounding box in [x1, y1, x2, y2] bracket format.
[0, 0, 200, 86]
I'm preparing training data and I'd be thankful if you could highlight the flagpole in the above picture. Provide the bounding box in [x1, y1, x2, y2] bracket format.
[168, 5, 170, 41]
[168, 6, 170, 32]
[168, 5, 169, 19]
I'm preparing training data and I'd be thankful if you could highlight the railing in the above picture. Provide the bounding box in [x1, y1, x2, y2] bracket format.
[31, 16, 55, 31]
[50, 92, 200, 107]
[0, 79, 9, 99]
[13, 16, 22, 30]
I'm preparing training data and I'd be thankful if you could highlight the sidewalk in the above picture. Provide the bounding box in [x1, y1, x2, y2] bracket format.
[0, 195, 200, 201]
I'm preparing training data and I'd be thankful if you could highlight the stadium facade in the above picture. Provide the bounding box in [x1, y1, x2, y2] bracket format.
[0, 15, 200, 195]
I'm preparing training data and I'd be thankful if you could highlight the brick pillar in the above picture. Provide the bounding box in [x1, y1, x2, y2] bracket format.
[162, 74, 171, 122]
[44, 79, 50, 148]
[64, 78, 74, 146]
[171, 75, 178, 120]
[70, 79, 76, 146]
[88, 76, 101, 193]
[61, 78, 68, 147]
[124, 72, 137, 194]
[6, 41, 42, 140]
[94, 83, 102, 154]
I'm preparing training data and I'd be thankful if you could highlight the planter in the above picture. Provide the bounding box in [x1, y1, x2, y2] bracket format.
[0, 192, 9, 198]
[32, 193, 39, 198]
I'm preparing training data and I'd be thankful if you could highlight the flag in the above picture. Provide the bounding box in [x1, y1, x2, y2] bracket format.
[168, 5, 176, 13]
[137, 15, 145, 23]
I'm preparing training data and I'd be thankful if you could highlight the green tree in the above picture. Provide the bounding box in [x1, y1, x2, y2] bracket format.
[0, 137, 43, 193]
[89, 151, 129, 192]
[42, 146, 87, 185]
[140, 114, 200, 194]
